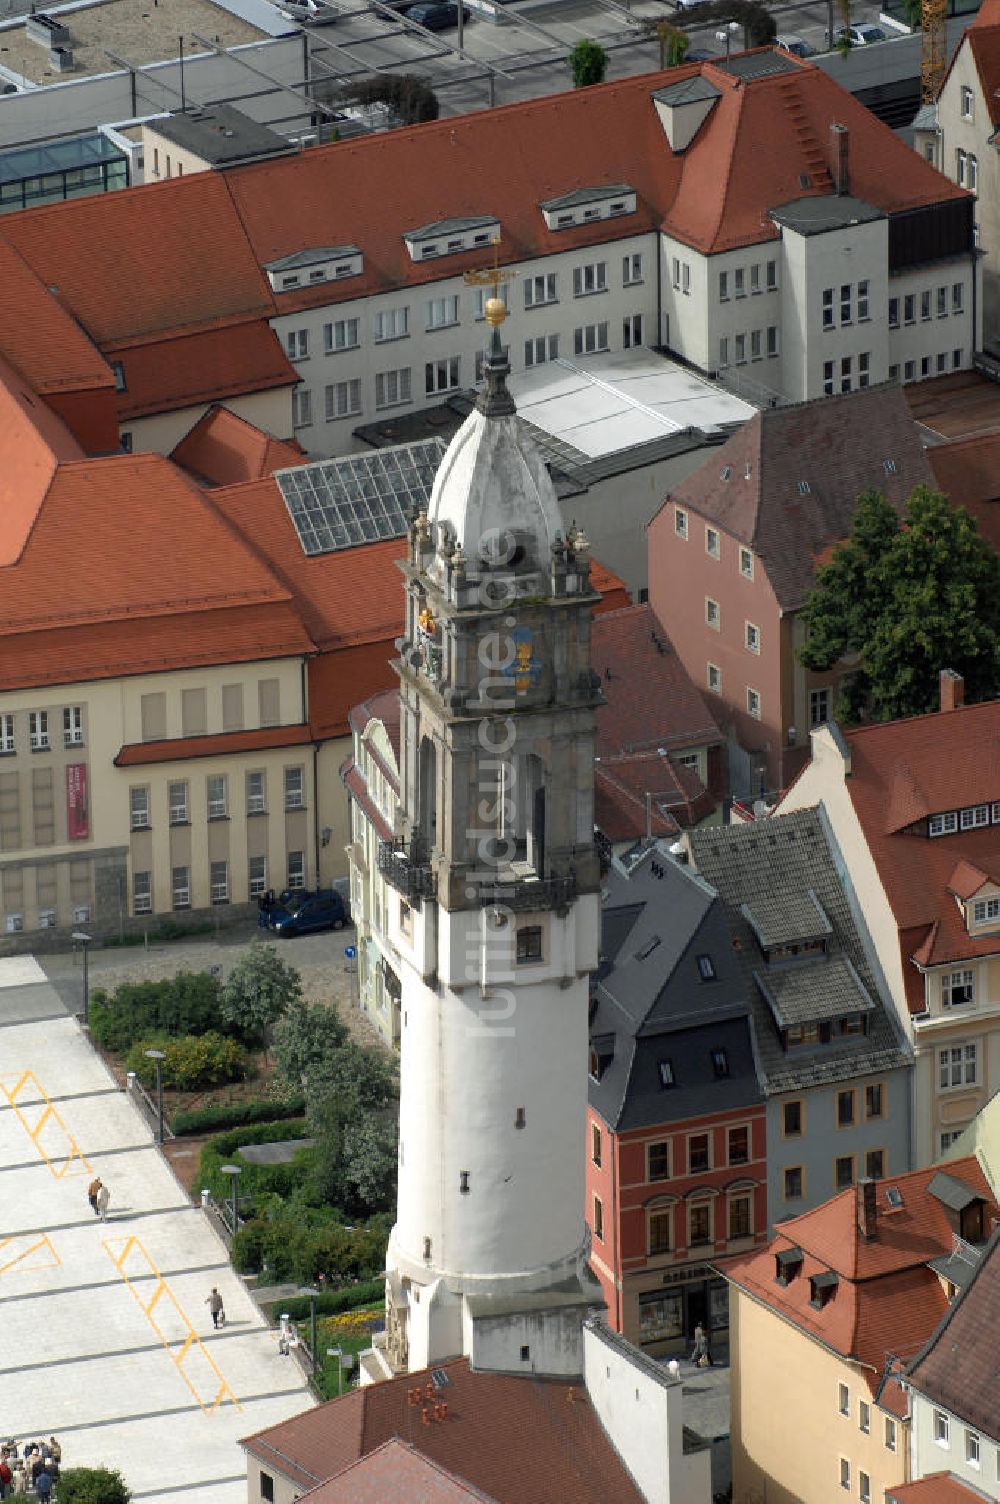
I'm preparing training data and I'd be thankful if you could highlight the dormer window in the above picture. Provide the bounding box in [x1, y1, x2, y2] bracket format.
[775, 1246, 803, 1285]
[697, 954, 716, 981]
[265, 245, 363, 292]
[658, 1059, 675, 1088]
[403, 215, 500, 263]
[961, 804, 989, 830]
[929, 812, 958, 836]
[809, 1270, 839, 1310]
[590, 1035, 614, 1081]
[539, 184, 637, 231]
[973, 897, 1000, 924]
[942, 969, 974, 1008]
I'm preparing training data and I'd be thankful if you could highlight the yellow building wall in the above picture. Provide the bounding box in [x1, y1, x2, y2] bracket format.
[122, 387, 294, 457]
[731, 1289, 907, 1504]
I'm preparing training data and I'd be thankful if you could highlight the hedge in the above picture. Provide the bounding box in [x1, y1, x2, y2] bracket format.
[264, 1277, 384, 1322]
[89, 971, 236, 1051]
[124, 1032, 245, 1090]
[57, 1470, 131, 1504]
[172, 1096, 305, 1136]
[197, 1117, 312, 1202]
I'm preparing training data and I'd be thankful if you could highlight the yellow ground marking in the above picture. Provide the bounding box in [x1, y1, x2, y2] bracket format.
[103, 1236, 240, 1414]
[0, 1071, 92, 1178]
[0, 1232, 61, 1278]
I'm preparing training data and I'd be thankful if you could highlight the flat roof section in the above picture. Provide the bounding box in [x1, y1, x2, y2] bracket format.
[0, 0, 267, 83]
[506, 349, 755, 463]
[146, 104, 295, 164]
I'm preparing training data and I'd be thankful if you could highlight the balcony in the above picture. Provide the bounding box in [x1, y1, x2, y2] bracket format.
[377, 838, 437, 904]
[476, 872, 577, 914]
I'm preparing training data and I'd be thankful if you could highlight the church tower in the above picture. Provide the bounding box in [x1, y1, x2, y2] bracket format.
[377, 297, 605, 1378]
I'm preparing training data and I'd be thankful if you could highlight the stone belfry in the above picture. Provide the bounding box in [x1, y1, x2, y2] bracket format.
[374, 295, 605, 1379]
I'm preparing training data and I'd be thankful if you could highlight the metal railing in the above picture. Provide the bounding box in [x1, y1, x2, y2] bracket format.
[377, 839, 437, 903]
[476, 873, 577, 913]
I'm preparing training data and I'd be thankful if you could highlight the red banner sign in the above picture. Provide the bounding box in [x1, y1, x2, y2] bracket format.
[66, 763, 88, 840]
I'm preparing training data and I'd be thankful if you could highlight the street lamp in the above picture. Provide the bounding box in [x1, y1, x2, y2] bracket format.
[144, 1047, 166, 1143]
[715, 21, 740, 60]
[326, 1346, 343, 1395]
[220, 1163, 242, 1238]
[72, 931, 92, 1028]
[299, 1286, 320, 1374]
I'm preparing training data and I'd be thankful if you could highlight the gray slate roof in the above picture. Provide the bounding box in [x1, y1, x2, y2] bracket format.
[927, 1169, 982, 1212]
[589, 845, 762, 1131]
[150, 104, 294, 166]
[770, 194, 884, 236]
[403, 215, 497, 241]
[267, 245, 360, 272]
[689, 807, 912, 1095]
[741, 887, 831, 949]
[755, 953, 875, 1029]
[539, 184, 634, 211]
[651, 77, 721, 106]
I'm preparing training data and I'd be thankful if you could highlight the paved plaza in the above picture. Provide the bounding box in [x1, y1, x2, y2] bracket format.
[0, 956, 314, 1504]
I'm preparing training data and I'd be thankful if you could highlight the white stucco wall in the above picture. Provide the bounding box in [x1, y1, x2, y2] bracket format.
[909, 1392, 1000, 1497]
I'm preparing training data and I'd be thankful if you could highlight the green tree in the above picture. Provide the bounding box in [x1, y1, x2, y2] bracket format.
[798, 486, 1000, 722]
[723, 0, 776, 46]
[58, 1470, 131, 1504]
[351, 73, 439, 125]
[221, 944, 302, 1050]
[648, 20, 690, 66]
[569, 38, 608, 87]
[274, 997, 349, 1092]
[343, 1113, 398, 1214]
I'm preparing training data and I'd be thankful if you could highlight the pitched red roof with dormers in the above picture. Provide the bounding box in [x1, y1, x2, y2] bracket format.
[723, 1158, 997, 1395]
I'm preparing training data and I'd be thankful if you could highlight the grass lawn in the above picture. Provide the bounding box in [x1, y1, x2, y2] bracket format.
[313, 1310, 383, 1398]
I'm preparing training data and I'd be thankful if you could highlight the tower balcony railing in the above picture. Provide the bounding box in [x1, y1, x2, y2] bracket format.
[377, 838, 438, 904]
[475, 873, 578, 914]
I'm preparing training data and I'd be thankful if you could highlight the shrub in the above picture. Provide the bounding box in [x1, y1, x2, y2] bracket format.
[58, 1469, 131, 1504]
[125, 1032, 245, 1090]
[89, 971, 233, 1051]
[267, 1277, 385, 1322]
[172, 1096, 305, 1136]
[569, 38, 607, 87]
[197, 1118, 312, 1202]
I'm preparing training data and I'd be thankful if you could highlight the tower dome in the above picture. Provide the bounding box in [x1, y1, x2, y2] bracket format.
[426, 322, 563, 576]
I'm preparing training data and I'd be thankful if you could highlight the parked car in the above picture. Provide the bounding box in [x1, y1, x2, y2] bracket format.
[270, 889, 348, 936]
[279, 0, 338, 22]
[776, 35, 815, 57]
[403, 2, 470, 27]
[834, 22, 886, 44]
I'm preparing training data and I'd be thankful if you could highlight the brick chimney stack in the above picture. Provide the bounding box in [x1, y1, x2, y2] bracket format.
[940, 668, 965, 712]
[858, 1178, 878, 1242]
[831, 123, 850, 197]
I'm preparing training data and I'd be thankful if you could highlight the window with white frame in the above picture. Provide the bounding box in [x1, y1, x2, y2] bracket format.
[247, 770, 266, 815]
[840, 284, 852, 324]
[766, 260, 778, 290]
[719, 336, 730, 368]
[734, 267, 745, 298]
[810, 687, 831, 725]
[747, 687, 761, 719]
[942, 969, 974, 1007]
[929, 811, 958, 836]
[859, 1400, 870, 1434]
[172, 865, 190, 910]
[937, 286, 948, 318]
[745, 622, 760, 653]
[425, 357, 460, 395]
[249, 855, 267, 901]
[859, 1471, 870, 1504]
[706, 598, 720, 629]
[953, 283, 964, 313]
[961, 84, 974, 118]
[63, 706, 83, 746]
[859, 352, 870, 389]
[973, 897, 1000, 923]
[623, 314, 643, 348]
[286, 329, 309, 360]
[524, 334, 559, 367]
[838, 1383, 849, 1416]
[940, 1043, 977, 1088]
[323, 317, 360, 353]
[967, 1430, 981, 1468]
[373, 306, 408, 342]
[824, 361, 834, 397]
[954, 349, 964, 369]
[750, 263, 760, 294]
[719, 269, 729, 301]
[375, 368, 412, 409]
[287, 850, 305, 889]
[292, 388, 312, 428]
[523, 273, 557, 309]
[675, 506, 688, 538]
[739, 547, 753, 579]
[133, 870, 152, 915]
[0, 713, 13, 754]
[426, 294, 459, 330]
[889, 297, 900, 328]
[841, 355, 852, 393]
[168, 781, 188, 825]
[284, 766, 304, 810]
[934, 1410, 950, 1447]
[623, 253, 643, 285]
[957, 148, 968, 186]
[750, 329, 762, 361]
[766, 325, 779, 357]
[735, 333, 747, 365]
[839, 1458, 850, 1491]
[574, 323, 609, 356]
[29, 712, 49, 751]
[905, 294, 916, 324]
[325, 380, 362, 420]
[885, 1416, 896, 1452]
[707, 663, 721, 693]
[706, 527, 720, 558]
[822, 288, 834, 329]
[970, 154, 978, 192]
[961, 804, 989, 829]
[207, 774, 228, 820]
[130, 785, 150, 830]
[573, 262, 607, 297]
[210, 860, 229, 905]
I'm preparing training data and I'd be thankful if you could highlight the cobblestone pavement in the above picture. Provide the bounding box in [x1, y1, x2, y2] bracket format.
[39, 919, 384, 1053]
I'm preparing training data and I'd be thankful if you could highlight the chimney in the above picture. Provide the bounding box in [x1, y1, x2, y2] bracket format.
[831, 123, 850, 197]
[858, 1178, 878, 1242]
[939, 668, 965, 712]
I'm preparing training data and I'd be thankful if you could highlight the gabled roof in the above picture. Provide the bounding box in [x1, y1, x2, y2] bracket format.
[660, 385, 935, 610]
[594, 753, 715, 843]
[0, 350, 86, 568]
[906, 1227, 1000, 1443]
[113, 320, 298, 419]
[690, 807, 911, 1094]
[241, 1356, 647, 1504]
[967, 23, 1000, 129]
[722, 1158, 997, 1395]
[298, 1439, 499, 1504]
[172, 406, 305, 488]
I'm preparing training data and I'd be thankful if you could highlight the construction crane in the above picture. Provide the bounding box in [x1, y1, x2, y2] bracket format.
[921, 0, 948, 104]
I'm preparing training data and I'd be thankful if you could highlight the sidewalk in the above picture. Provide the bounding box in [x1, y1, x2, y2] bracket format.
[0, 956, 314, 1504]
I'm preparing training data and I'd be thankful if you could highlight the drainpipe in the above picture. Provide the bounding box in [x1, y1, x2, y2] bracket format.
[656, 232, 664, 348]
[312, 741, 321, 888]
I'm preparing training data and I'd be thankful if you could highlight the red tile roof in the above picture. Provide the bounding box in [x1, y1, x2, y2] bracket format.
[115, 724, 312, 767]
[242, 1356, 646, 1504]
[114, 322, 298, 420]
[348, 689, 401, 762]
[928, 433, 1000, 553]
[967, 23, 1000, 127]
[595, 753, 714, 843]
[592, 604, 722, 760]
[723, 1159, 997, 1395]
[0, 351, 86, 567]
[888, 1476, 991, 1504]
[838, 702, 1000, 997]
[0, 239, 114, 398]
[300, 1440, 498, 1504]
[172, 405, 305, 487]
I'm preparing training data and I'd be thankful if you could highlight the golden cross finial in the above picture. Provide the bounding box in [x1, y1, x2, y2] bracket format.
[463, 236, 516, 324]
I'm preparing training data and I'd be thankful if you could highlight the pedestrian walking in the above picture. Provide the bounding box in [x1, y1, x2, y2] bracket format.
[96, 1183, 111, 1222]
[34, 1467, 52, 1504]
[87, 1177, 102, 1216]
[206, 1287, 225, 1329]
[689, 1322, 712, 1367]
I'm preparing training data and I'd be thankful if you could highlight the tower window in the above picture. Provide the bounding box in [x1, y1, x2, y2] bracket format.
[516, 926, 543, 963]
[515, 1107, 526, 1129]
[423, 1237, 432, 1259]
[520, 1344, 530, 1362]
[459, 1171, 470, 1194]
